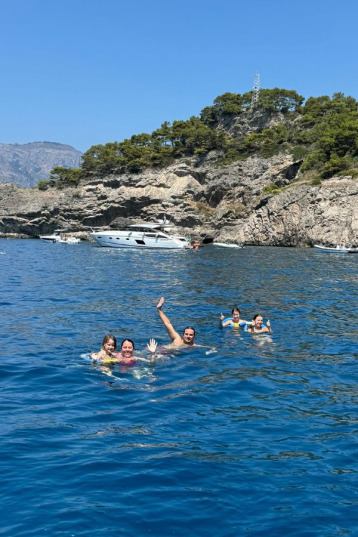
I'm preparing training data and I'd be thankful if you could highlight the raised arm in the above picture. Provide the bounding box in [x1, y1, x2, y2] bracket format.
[147, 338, 158, 362]
[219, 313, 226, 327]
[157, 297, 182, 344]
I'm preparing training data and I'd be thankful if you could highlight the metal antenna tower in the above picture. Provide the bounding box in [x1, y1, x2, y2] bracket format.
[251, 73, 260, 107]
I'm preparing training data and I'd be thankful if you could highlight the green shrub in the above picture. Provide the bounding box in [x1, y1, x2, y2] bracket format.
[262, 141, 280, 158]
[262, 185, 280, 194]
[300, 150, 326, 173]
[292, 146, 308, 161]
[38, 180, 53, 190]
[222, 148, 240, 164]
[320, 154, 353, 179]
[337, 168, 358, 178]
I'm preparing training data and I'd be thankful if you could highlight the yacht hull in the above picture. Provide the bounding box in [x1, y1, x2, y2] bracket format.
[90, 230, 189, 249]
[314, 244, 358, 253]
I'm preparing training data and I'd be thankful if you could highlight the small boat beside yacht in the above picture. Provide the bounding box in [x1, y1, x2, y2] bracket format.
[313, 244, 358, 254]
[39, 230, 81, 244]
[59, 236, 81, 244]
[213, 242, 243, 249]
[89, 220, 191, 249]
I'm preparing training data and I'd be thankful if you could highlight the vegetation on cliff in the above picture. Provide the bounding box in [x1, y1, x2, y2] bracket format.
[38, 88, 358, 190]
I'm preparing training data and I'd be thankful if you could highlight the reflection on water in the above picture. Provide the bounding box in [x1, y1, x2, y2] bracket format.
[0, 239, 357, 536]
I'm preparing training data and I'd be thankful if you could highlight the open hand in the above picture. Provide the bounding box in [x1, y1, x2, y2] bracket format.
[220, 313, 224, 321]
[147, 338, 158, 354]
[157, 297, 164, 309]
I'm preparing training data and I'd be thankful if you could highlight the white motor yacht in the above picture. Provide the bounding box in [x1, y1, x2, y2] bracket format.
[313, 244, 358, 254]
[39, 230, 63, 243]
[90, 222, 190, 249]
[39, 230, 81, 244]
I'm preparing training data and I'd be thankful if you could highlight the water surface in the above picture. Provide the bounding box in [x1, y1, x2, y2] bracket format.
[1, 240, 357, 536]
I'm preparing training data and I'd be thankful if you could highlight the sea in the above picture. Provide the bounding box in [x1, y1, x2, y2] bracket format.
[1, 239, 357, 536]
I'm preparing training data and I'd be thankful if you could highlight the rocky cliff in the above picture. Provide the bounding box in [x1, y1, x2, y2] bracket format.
[1, 99, 357, 247]
[0, 142, 82, 188]
[0, 151, 356, 247]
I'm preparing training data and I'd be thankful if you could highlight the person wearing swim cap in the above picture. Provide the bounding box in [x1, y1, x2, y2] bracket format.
[156, 296, 196, 348]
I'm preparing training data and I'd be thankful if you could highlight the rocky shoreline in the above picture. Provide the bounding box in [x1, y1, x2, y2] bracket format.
[0, 151, 357, 247]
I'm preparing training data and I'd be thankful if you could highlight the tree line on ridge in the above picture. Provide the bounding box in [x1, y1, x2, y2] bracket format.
[38, 88, 358, 190]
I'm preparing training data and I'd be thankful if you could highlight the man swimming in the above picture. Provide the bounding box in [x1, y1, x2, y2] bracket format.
[156, 296, 196, 348]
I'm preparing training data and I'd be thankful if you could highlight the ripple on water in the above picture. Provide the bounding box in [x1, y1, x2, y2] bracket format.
[0, 240, 357, 535]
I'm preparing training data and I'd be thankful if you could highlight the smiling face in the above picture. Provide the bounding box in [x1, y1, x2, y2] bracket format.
[101, 334, 117, 354]
[232, 311, 240, 322]
[182, 328, 195, 345]
[253, 316, 263, 329]
[121, 340, 134, 359]
[103, 338, 116, 354]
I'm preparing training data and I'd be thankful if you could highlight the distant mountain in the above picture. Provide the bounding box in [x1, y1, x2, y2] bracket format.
[0, 142, 82, 188]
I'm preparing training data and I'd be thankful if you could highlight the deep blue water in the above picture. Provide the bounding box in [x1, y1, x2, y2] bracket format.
[1, 239, 357, 536]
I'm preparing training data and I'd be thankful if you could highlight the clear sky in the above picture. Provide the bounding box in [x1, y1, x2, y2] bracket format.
[1, 0, 357, 153]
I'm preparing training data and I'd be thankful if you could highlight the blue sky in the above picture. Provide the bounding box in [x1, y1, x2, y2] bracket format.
[0, 0, 356, 153]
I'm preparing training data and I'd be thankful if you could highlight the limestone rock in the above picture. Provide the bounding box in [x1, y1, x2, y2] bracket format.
[0, 152, 357, 247]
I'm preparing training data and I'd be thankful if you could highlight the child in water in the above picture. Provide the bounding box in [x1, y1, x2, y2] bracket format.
[90, 334, 118, 364]
[246, 314, 272, 333]
[220, 307, 248, 329]
[91, 335, 157, 365]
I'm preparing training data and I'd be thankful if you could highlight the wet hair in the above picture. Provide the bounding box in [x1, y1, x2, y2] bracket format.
[183, 326, 196, 337]
[231, 307, 240, 315]
[252, 314, 263, 321]
[102, 334, 117, 351]
[120, 338, 135, 350]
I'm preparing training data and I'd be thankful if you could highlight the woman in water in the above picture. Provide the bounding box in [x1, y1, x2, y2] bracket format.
[91, 336, 157, 364]
[220, 307, 248, 329]
[246, 314, 272, 334]
[118, 338, 157, 365]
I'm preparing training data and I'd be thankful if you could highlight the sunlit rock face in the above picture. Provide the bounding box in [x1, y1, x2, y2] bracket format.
[0, 153, 356, 247]
[0, 109, 357, 246]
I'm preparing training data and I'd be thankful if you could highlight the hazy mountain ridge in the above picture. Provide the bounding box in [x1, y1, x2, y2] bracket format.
[0, 142, 82, 188]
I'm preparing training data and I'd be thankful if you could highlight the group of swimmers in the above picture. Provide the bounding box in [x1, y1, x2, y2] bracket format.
[90, 297, 272, 365]
[220, 307, 272, 333]
[90, 336, 158, 365]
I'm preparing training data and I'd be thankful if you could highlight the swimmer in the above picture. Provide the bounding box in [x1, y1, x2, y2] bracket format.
[220, 307, 248, 329]
[91, 335, 157, 364]
[157, 296, 196, 348]
[246, 314, 272, 334]
[90, 334, 118, 363]
[118, 338, 157, 365]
